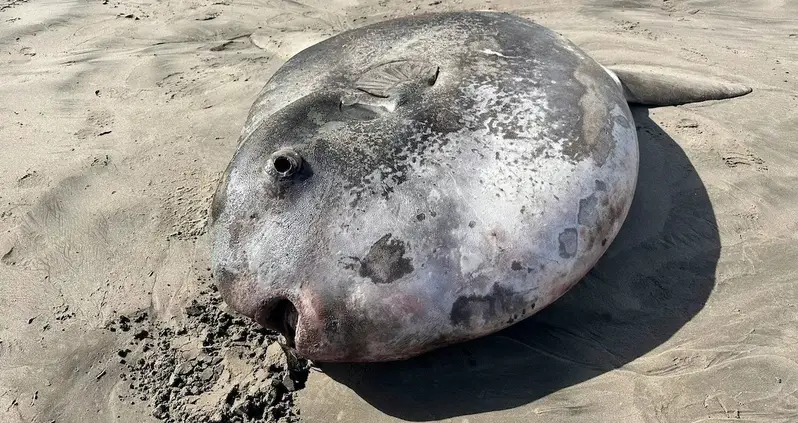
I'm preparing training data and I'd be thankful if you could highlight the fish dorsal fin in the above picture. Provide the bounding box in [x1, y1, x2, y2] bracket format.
[355, 60, 439, 98]
[603, 64, 752, 107]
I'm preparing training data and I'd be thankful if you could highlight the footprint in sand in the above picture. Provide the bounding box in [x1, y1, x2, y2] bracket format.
[74, 110, 114, 140]
[16, 170, 47, 189]
[721, 151, 767, 171]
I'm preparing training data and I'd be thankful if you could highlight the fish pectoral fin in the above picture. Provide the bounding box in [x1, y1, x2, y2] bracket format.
[355, 60, 440, 98]
[339, 60, 439, 118]
[604, 64, 752, 107]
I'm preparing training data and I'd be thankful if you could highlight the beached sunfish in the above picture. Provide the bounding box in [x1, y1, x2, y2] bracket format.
[209, 11, 751, 362]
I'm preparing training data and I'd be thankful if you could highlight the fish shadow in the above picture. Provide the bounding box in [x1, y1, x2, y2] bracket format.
[318, 107, 719, 421]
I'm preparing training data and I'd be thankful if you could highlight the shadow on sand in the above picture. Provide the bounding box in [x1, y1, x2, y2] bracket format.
[317, 107, 719, 421]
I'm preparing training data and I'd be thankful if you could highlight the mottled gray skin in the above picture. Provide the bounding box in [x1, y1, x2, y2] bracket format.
[209, 11, 638, 362]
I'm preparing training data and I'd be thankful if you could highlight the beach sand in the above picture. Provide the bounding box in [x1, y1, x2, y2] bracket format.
[1, 0, 796, 422]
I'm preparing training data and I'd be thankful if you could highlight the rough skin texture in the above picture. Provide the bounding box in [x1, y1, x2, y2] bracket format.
[209, 11, 638, 362]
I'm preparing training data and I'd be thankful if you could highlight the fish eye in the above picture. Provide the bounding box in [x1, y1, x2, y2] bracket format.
[273, 156, 292, 173]
[270, 148, 302, 179]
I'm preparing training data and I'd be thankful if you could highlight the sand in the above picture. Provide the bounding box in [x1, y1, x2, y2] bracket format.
[1, 0, 796, 422]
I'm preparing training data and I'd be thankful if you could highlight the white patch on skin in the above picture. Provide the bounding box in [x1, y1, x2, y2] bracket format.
[458, 248, 483, 275]
[457, 77, 562, 204]
[479, 49, 521, 59]
[555, 35, 589, 61]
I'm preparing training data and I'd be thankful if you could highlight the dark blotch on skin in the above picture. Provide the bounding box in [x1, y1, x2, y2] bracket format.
[416, 213, 426, 221]
[511, 261, 523, 271]
[558, 228, 578, 258]
[578, 194, 599, 227]
[468, 220, 476, 228]
[450, 283, 529, 327]
[358, 234, 414, 284]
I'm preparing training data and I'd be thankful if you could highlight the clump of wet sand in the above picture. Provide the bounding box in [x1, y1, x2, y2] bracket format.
[107, 278, 309, 423]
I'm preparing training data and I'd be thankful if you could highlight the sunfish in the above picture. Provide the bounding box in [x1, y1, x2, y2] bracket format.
[209, 11, 750, 362]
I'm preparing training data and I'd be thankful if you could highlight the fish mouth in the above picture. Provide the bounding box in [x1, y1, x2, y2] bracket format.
[257, 297, 300, 348]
